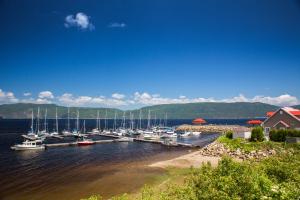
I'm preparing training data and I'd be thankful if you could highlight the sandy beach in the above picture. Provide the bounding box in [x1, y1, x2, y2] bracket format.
[149, 150, 220, 168]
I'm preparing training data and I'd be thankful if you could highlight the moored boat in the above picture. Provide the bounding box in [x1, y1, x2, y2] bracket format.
[11, 140, 45, 150]
[77, 138, 95, 146]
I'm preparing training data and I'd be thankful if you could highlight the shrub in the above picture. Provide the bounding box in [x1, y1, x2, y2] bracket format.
[250, 126, 264, 142]
[269, 129, 300, 142]
[225, 131, 233, 139]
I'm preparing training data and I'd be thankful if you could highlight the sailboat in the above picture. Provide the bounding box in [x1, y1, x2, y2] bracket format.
[72, 110, 82, 137]
[77, 120, 95, 146]
[91, 110, 100, 134]
[50, 108, 59, 136]
[102, 110, 110, 134]
[112, 111, 118, 135]
[62, 107, 72, 136]
[22, 109, 41, 140]
[40, 108, 50, 137]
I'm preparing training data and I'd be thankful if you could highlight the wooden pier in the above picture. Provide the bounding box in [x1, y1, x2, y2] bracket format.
[43, 133, 218, 148]
[45, 139, 123, 147]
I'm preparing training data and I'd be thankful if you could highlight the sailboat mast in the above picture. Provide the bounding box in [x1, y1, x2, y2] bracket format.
[83, 120, 86, 133]
[104, 110, 107, 130]
[31, 110, 34, 133]
[44, 108, 47, 131]
[76, 110, 79, 131]
[165, 112, 168, 127]
[139, 110, 142, 129]
[37, 107, 40, 134]
[122, 111, 126, 129]
[113, 111, 117, 131]
[67, 107, 70, 131]
[147, 110, 151, 130]
[96, 110, 99, 130]
[56, 108, 58, 133]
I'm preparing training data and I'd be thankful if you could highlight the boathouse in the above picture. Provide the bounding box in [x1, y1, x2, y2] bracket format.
[262, 107, 300, 135]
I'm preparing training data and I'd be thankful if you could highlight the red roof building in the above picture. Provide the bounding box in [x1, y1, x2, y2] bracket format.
[263, 107, 300, 134]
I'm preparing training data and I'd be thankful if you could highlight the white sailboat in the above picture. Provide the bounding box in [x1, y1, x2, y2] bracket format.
[50, 108, 59, 136]
[40, 108, 50, 137]
[62, 107, 72, 136]
[91, 110, 101, 134]
[73, 110, 83, 137]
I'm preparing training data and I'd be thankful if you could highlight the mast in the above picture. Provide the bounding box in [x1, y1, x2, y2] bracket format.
[96, 110, 99, 130]
[76, 110, 79, 132]
[122, 111, 126, 129]
[104, 110, 107, 130]
[83, 120, 86, 134]
[147, 110, 151, 130]
[31, 109, 34, 133]
[37, 107, 40, 134]
[165, 112, 168, 127]
[56, 108, 58, 133]
[113, 111, 117, 131]
[154, 113, 157, 127]
[44, 108, 47, 132]
[67, 107, 70, 131]
[139, 109, 142, 129]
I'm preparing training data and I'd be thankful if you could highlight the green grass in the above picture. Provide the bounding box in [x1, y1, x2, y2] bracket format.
[217, 135, 299, 153]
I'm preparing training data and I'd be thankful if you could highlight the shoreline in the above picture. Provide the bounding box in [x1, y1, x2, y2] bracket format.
[149, 147, 220, 169]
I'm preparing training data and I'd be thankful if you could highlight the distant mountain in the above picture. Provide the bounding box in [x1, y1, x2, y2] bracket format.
[131, 102, 278, 119]
[0, 103, 122, 119]
[0, 102, 279, 119]
[293, 105, 300, 110]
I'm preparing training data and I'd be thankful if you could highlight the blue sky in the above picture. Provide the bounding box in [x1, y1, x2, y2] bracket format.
[0, 0, 300, 108]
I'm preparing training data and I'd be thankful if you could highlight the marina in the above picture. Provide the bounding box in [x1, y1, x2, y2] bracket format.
[9, 108, 226, 151]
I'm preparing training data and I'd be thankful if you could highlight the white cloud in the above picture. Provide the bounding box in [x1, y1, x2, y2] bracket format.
[108, 22, 126, 28]
[58, 93, 127, 107]
[23, 92, 31, 97]
[112, 93, 125, 99]
[65, 12, 94, 30]
[0, 89, 18, 104]
[0, 88, 299, 108]
[132, 92, 299, 107]
[38, 91, 54, 99]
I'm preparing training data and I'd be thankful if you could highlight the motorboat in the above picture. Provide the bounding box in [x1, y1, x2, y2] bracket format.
[180, 131, 192, 137]
[11, 140, 45, 151]
[77, 138, 95, 146]
[192, 131, 201, 136]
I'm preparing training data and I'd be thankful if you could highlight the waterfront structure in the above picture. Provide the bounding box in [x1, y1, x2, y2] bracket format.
[262, 107, 300, 135]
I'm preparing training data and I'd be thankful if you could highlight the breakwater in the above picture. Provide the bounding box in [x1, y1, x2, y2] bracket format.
[176, 124, 250, 133]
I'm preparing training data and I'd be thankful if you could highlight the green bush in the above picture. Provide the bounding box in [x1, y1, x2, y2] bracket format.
[269, 129, 300, 142]
[250, 126, 264, 142]
[225, 131, 233, 139]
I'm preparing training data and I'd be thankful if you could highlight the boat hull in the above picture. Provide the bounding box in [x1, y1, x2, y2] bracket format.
[77, 142, 95, 146]
[11, 146, 45, 151]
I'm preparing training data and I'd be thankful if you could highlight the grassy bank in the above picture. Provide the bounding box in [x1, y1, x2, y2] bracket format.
[83, 139, 300, 200]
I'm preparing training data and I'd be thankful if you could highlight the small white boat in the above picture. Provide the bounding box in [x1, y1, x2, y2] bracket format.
[62, 130, 72, 136]
[102, 130, 111, 135]
[192, 131, 201, 136]
[118, 137, 134, 142]
[180, 131, 192, 137]
[90, 128, 101, 134]
[11, 140, 45, 151]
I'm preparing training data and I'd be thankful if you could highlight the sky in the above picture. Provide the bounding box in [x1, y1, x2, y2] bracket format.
[0, 0, 300, 108]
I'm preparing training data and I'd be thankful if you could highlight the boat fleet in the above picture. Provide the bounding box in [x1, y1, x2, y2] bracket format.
[11, 108, 201, 150]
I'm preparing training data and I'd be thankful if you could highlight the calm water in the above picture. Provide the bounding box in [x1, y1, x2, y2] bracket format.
[0, 119, 253, 200]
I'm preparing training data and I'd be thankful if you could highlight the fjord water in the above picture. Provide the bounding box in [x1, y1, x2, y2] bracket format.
[0, 119, 250, 200]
